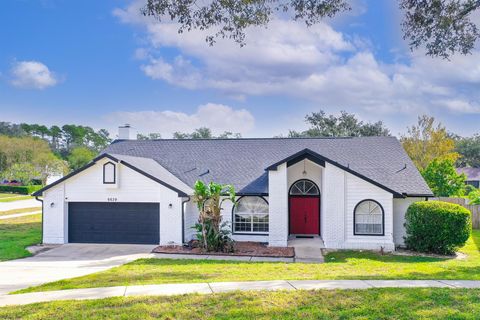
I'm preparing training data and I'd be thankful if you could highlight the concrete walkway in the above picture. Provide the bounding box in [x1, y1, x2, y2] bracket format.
[1, 279, 479, 307]
[0, 210, 41, 220]
[288, 237, 325, 263]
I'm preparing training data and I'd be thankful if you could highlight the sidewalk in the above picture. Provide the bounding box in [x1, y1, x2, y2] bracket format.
[1, 279, 479, 307]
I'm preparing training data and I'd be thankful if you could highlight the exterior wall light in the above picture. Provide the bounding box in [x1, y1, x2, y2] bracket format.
[168, 203, 173, 209]
[50, 202, 55, 208]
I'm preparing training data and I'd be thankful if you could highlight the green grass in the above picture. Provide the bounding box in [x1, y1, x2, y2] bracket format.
[0, 193, 33, 202]
[2, 288, 480, 319]
[0, 214, 41, 261]
[0, 207, 41, 217]
[17, 230, 480, 294]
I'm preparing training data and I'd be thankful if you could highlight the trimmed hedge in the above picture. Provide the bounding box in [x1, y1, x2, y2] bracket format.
[405, 201, 471, 255]
[0, 185, 42, 195]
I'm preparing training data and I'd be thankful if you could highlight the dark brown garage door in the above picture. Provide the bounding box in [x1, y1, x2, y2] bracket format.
[68, 202, 160, 244]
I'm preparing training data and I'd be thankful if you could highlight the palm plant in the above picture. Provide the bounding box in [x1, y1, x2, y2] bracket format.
[192, 180, 235, 251]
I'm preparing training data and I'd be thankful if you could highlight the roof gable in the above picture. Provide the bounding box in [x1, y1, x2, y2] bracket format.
[33, 154, 189, 197]
[266, 148, 403, 197]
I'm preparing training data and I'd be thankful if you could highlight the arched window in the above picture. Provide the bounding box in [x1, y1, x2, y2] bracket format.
[233, 196, 269, 234]
[103, 162, 116, 184]
[354, 200, 384, 235]
[289, 179, 320, 196]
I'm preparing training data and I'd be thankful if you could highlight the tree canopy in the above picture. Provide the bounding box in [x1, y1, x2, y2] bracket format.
[0, 136, 67, 185]
[0, 121, 111, 174]
[400, 0, 480, 59]
[288, 110, 390, 138]
[401, 115, 458, 171]
[67, 147, 97, 171]
[455, 134, 480, 168]
[143, 0, 480, 58]
[421, 158, 466, 197]
[173, 127, 242, 139]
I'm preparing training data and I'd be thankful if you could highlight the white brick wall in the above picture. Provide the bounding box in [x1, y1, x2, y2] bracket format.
[343, 173, 394, 251]
[322, 163, 346, 248]
[393, 197, 425, 247]
[268, 163, 289, 246]
[43, 186, 67, 244]
[184, 201, 199, 242]
[42, 158, 184, 245]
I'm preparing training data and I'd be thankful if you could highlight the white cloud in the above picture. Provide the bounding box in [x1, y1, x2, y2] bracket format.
[115, 1, 480, 116]
[10, 61, 59, 89]
[107, 103, 255, 137]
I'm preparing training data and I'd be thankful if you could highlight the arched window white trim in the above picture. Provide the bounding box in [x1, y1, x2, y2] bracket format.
[233, 196, 269, 234]
[354, 199, 384, 236]
[289, 179, 320, 196]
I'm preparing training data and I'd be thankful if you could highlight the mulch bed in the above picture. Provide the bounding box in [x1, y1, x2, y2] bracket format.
[153, 241, 295, 258]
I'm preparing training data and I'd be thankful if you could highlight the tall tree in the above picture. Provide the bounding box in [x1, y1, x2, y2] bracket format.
[49, 125, 63, 152]
[173, 127, 242, 139]
[290, 110, 390, 137]
[137, 133, 162, 140]
[173, 127, 213, 139]
[67, 147, 96, 171]
[0, 122, 26, 137]
[455, 134, 480, 168]
[142, 0, 350, 46]
[143, 0, 480, 58]
[401, 115, 458, 171]
[0, 136, 66, 185]
[422, 158, 466, 197]
[400, 0, 480, 59]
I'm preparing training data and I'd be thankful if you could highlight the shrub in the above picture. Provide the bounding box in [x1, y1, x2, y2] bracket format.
[192, 221, 234, 253]
[0, 185, 42, 195]
[404, 201, 471, 255]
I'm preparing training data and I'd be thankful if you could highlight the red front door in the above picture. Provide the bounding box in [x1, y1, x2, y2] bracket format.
[289, 197, 319, 235]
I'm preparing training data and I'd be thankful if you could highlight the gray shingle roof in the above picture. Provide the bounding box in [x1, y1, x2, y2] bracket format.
[103, 136, 432, 197]
[457, 167, 480, 181]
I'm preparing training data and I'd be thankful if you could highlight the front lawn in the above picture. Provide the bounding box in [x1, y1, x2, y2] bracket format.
[0, 214, 41, 261]
[2, 288, 480, 319]
[0, 193, 33, 202]
[0, 207, 41, 217]
[17, 230, 480, 293]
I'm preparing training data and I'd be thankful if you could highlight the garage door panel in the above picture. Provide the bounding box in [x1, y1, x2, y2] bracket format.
[68, 202, 159, 244]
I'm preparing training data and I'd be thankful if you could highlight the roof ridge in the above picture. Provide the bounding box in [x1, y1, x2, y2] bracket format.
[112, 136, 397, 143]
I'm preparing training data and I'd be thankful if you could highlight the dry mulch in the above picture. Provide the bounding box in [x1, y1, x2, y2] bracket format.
[153, 241, 295, 258]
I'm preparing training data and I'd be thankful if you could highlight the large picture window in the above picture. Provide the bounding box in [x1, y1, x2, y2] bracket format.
[233, 196, 269, 234]
[354, 200, 384, 236]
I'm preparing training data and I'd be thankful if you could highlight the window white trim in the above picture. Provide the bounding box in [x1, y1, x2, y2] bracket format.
[232, 196, 269, 234]
[103, 162, 116, 184]
[354, 199, 384, 236]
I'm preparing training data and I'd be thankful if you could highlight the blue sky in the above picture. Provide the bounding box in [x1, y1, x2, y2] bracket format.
[1, 0, 479, 138]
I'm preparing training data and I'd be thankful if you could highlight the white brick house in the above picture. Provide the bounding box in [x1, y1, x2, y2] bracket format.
[33, 133, 432, 251]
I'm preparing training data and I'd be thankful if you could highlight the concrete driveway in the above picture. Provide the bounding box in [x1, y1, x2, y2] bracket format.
[0, 244, 156, 295]
[0, 199, 40, 211]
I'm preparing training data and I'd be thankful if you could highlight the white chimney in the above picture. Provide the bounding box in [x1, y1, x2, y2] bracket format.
[118, 124, 133, 140]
